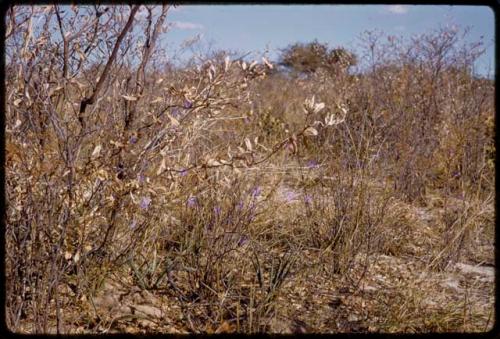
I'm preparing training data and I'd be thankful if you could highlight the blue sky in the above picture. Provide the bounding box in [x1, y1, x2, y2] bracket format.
[164, 5, 495, 77]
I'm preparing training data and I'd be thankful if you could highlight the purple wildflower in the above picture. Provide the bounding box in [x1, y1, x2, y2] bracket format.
[171, 107, 181, 118]
[236, 200, 244, 211]
[129, 135, 138, 144]
[140, 196, 151, 210]
[238, 235, 249, 247]
[179, 168, 188, 177]
[187, 196, 198, 208]
[214, 206, 222, 216]
[137, 173, 145, 184]
[306, 160, 319, 169]
[183, 99, 193, 109]
[251, 186, 262, 199]
[304, 194, 313, 205]
[285, 191, 298, 202]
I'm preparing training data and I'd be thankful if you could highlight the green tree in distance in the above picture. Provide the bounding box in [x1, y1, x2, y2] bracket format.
[278, 40, 357, 76]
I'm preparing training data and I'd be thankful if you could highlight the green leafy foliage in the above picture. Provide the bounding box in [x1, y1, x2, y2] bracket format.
[279, 40, 357, 75]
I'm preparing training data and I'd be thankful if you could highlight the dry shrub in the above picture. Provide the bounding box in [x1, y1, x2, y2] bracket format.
[5, 5, 494, 334]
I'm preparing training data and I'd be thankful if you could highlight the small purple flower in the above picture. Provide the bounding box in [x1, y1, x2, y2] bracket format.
[179, 168, 188, 177]
[187, 196, 198, 208]
[140, 196, 151, 210]
[171, 107, 181, 118]
[306, 160, 319, 169]
[129, 135, 138, 144]
[236, 200, 244, 211]
[251, 186, 262, 199]
[137, 173, 145, 184]
[285, 191, 298, 202]
[183, 99, 193, 109]
[238, 235, 249, 247]
[214, 206, 222, 216]
[304, 194, 313, 205]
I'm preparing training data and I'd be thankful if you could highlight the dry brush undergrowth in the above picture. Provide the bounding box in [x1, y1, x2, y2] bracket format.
[5, 5, 495, 334]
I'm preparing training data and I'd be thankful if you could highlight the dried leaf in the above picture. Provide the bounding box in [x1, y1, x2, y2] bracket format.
[122, 95, 138, 101]
[208, 64, 216, 81]
[304, 127, 318, 136]
[110, 140, 125, 148]
[96, 169, 108, 180]
[91, 144, 102, 159]
[244, 137, 252, 152]
[314, 102, 325, 114]
[262, 57, 273, 69]
[207, 159, 221, 166]
[77, 49, 87, 62]
[224, 56, 231, 72]
[339, 103, 349, 114]
[325, 112, 345, 126]
[157, 158, 166, 175]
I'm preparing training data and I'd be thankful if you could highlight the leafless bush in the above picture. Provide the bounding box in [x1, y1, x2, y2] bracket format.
[5, 5, 494, 334]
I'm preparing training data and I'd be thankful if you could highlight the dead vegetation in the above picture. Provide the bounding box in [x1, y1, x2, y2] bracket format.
[5, 5, 494, 334]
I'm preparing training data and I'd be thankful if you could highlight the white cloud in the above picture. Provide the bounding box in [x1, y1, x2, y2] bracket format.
[386, 5, 409, 14]
[170, 21, 203, 30]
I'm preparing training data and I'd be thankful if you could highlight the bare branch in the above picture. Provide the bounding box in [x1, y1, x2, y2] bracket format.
[124, 5, 169, 129]
[78, 5, 140, 121]
[55, 5, 69, 79]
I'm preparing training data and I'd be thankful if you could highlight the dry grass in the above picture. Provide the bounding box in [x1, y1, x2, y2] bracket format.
[5, 5, 494, 334]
